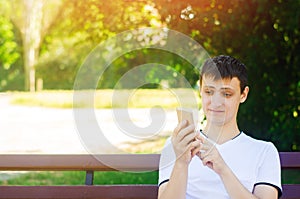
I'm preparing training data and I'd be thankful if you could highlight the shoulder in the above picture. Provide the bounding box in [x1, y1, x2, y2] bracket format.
[239, 132, 280, 162]
[240, 132, 278, 152]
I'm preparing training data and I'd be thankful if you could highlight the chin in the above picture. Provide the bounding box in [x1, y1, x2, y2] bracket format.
[206, 117, 227, 126]
[211, 121, 227, 126]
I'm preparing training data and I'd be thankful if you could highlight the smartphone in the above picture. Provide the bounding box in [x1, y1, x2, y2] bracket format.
[176, 107, 195, 126]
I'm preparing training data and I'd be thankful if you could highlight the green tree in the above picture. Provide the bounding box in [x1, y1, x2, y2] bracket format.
[37, 0, 165, 89]
[154, 0, 300, 151]
[1, 0, 62, 91]
[0, 15, 21, 90]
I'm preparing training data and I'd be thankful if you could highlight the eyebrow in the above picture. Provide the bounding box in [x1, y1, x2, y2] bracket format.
[203, 85, 234, 90]
[203, 85, 215, 89]
[220, 87, 234, 91]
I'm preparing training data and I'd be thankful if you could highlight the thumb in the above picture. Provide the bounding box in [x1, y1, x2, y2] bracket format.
[195, 133, 205, 143]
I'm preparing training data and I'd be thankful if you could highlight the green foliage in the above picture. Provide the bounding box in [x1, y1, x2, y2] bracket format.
[99, 49, 199, 89]
[154, 0, 300, 151]
[0, 15, 22, 91]
[0, 17, 19, 69]
[36, 0, 142, 89]
[233, 0, 300, 151]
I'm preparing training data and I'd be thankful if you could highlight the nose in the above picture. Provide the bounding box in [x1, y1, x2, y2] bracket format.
[210, 94, 224, 107]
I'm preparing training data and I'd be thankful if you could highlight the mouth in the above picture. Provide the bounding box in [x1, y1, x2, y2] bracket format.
[208, 109, 225, 113]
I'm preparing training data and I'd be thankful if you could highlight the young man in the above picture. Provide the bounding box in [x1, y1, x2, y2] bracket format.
[158, 55, 282, 199]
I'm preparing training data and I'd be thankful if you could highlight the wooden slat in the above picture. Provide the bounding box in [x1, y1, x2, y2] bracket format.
[0, 185, 299, 199]
[279, 152, 300, 169]
[282, 184, 300, 199]
[0, 152, 298, 171]
[0, 185, 158, 199]
[0, 154, 160, 171]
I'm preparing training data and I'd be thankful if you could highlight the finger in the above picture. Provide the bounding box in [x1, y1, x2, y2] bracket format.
[174, 139, 197, 155]
[200, 143, 212, 152]
[177, 124, 195, 142]
[173, 120, 188, 136]
[196, 135, 214, 150]
[191, 140, 202, 157]
[199, 138, 215, 151]
[202, 156, 213, 169]
[199, 144, 213, 158]
[195, 151, 201, 159]
[195, 133, 206, 143]
[183, 127, 197, 143]
[171, 122, 187, 145]
[190, 137, 201, 148]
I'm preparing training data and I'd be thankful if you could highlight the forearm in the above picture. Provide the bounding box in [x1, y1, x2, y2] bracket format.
[220, 166, 258, 199]
[158, 161, 188, 199]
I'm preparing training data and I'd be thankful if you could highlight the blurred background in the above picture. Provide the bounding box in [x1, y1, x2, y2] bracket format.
[0, 0, 299, 155]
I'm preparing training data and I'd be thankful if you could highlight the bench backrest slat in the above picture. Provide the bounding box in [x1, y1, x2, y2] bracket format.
[279, 152, 300, 169]
[0, 154, 160, 171]
[1, 152, 299, 171]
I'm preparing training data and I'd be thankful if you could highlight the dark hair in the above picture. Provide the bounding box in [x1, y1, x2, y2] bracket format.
[200, 55, 248, 93]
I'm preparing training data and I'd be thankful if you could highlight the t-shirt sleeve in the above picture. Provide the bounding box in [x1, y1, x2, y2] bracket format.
[255, 142, 282, 197]
[158, 138, 176, 186]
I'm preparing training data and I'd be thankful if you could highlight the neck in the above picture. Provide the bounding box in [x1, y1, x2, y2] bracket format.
[203, 121, 240, 144]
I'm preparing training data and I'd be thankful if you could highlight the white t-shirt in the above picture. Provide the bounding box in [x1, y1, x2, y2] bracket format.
[158, 132, 282, 198]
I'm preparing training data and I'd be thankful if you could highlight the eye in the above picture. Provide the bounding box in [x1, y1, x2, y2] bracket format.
[204, 89, 214, 95]
[222, 92, 232, 97]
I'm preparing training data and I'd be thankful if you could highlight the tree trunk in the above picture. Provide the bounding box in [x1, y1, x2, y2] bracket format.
[23, 40, 36, 92]
[22, 0, 43, 92]
[6, 0, 62, 91]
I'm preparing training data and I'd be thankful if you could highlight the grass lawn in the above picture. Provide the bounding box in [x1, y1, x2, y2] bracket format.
[0, 171, 158, 185]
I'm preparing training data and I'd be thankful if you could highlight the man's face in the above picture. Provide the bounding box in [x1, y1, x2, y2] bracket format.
[200, 75, 248, 126]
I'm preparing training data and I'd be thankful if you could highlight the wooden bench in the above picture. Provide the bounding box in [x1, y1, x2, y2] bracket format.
[0, 152, 299, 199]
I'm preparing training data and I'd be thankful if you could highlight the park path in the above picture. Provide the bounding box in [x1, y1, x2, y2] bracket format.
[0, 93, 176, 154]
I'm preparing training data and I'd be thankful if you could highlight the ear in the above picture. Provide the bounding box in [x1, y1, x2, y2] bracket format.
[240, 86, 249, 103]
